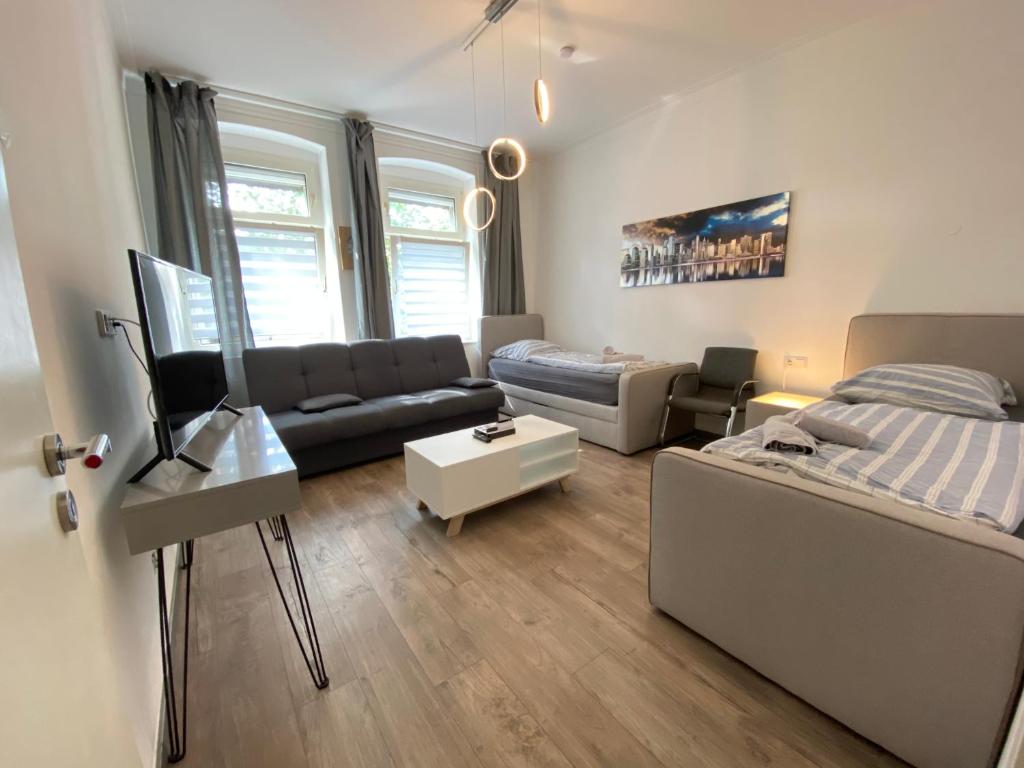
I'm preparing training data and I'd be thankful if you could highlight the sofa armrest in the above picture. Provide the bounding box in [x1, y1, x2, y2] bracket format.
[617, 363, 697, 454]
[650, 448, 1024, 768]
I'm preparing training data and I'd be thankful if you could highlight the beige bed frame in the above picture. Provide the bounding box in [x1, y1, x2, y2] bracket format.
[650, 314, 1024, 768]
[479, 314, 695, 454]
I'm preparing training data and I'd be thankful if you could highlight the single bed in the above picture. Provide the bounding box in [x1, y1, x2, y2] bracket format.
[649, 313, 1024, 768]
[487, 357, 620, 405]
[479, 314, 695, 454]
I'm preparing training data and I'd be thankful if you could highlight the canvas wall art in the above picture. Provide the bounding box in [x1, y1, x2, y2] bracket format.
[620, 191, 790, 287]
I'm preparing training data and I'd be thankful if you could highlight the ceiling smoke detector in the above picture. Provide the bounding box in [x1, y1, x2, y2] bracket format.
[559, 45, 576, 59]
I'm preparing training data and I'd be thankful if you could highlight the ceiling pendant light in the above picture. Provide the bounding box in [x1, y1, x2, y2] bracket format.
[465, 42, 496, 232]
[486, 18, 527, 182]
[533, 0, 550, 123]
[487, 137, 527, 180]
[463, 186, 496, 231]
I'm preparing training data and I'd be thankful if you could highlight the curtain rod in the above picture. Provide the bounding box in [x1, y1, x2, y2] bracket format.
[122, 70, 484, 155]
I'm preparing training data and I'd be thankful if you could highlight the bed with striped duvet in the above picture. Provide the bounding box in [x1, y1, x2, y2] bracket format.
[703, 400, 1024, 531]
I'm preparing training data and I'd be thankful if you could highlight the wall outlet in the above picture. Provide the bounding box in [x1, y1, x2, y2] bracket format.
[96, 310, 117, 338]
[784, 354, 808, 369]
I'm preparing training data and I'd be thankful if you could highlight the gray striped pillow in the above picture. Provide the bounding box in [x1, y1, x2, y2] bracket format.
[491, 339, 563, 361]
[830, 364, 1016, 420]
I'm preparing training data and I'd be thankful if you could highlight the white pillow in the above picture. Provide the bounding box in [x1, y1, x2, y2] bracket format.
[492, 339, 563, 361]
[830, 363, 1016, 420]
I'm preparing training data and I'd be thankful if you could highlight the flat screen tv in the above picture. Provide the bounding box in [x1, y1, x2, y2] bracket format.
[128, 250, 231, 480]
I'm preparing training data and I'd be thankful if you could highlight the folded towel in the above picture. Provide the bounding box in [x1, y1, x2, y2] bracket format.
[795, 412, 872, 449]
[762, 415, 817, 455]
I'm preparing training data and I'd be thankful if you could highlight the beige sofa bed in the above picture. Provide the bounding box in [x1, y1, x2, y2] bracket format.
[650, 314, 1024, 768]
[479, 313, 694, 453]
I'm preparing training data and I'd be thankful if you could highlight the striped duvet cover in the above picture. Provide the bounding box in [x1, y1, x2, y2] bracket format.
[702, 400, 1024, 531]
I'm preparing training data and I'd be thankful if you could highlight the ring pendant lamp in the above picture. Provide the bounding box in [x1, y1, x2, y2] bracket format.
[486, 19, 527, 181]
[533, 0, 550, 123]
[464, 42, 496, 231]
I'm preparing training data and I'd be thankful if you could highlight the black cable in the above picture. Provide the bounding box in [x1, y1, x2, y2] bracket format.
[114, 321, 149, 376]
[114, 321, 157, 418]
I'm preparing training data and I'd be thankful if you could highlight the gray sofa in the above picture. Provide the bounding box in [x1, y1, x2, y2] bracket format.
[244, 335, 504, 477]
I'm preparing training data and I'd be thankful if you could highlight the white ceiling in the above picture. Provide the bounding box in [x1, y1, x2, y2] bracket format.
[107, 0, 902, 153]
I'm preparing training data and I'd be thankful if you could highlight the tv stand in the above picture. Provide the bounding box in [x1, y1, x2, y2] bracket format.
[127, 402, 242, 484]
[128, 450, 212, 484]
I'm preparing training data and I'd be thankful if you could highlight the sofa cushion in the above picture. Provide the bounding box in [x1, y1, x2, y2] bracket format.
[393, 337, 443, 392]
[318, 403, 389, 441]
[244, 347, 308, 414]
[271, 403, 391, 452]
[295, 393, 362, 414]
[450, 376, 497, 389]
[412, 386, 505, 420]
[268, 410, 332, 452]
[300, 344, 358, 397]
[430, 335, 471, 383]
[349, 340, 403, 399]
[365, 394, 438, 429]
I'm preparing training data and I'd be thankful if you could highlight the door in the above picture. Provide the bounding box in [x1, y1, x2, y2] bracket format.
[0, 154, 138, 763]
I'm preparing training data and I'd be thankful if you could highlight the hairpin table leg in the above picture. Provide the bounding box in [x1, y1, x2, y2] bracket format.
[156, 540, 193, 763]
[255, 515, 329, 689]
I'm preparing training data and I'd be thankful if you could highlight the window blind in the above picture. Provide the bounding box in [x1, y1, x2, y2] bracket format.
[235, 226, 325, 345]
[392, 239, 469, 338]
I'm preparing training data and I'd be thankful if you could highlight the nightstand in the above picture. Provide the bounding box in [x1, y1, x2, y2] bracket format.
[744, 392, 824, 431]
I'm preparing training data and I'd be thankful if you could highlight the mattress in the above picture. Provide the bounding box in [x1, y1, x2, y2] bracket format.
[488, 357, 620, 405]
[704, 400, 1024, 531]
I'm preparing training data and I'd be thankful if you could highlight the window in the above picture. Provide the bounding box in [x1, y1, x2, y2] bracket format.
[391, 238, 470, 337]
[382, 178, 475, 340]
[222, 158, 328, 346]
[226, 164, 310, 218]
[235, 225, 324, 343]
[387, 188, 457, 233]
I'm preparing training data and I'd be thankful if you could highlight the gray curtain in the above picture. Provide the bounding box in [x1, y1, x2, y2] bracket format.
[145, 71, 253, 403]
[343, 118, 393, 339]
[482, 151, 526, 315]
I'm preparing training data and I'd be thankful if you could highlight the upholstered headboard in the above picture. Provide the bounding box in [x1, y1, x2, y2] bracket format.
[844, 313, 1024, 398]
[479, 314, 545, 364]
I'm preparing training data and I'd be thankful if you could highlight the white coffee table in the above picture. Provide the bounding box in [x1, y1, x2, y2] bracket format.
[404, 415, 579, 536]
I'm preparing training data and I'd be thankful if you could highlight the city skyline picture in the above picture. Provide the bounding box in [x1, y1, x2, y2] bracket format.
[621, 191, 791, 288]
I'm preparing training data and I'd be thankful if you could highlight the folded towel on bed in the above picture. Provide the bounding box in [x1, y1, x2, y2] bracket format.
[795, 412, 872, 449]
[761, 415, 817, 455]
[600, 346, 644, 363]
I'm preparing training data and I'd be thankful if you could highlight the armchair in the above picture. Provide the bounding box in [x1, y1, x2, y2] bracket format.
[659, 347, 758, 441]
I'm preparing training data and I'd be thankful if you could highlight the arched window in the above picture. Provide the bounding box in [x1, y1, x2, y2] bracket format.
[218, 123, 337, 346]
[378, 158, 480, 341]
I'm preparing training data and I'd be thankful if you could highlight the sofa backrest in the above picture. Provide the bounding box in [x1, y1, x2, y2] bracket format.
[243, 335, 471, 413]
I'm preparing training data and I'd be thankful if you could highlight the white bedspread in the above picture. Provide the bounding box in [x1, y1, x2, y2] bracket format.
[703, 400, 1024, 531]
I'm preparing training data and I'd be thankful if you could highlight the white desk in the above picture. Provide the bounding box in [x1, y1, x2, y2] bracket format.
[121, 406, 328, 763]
[122, 407, 300, 554]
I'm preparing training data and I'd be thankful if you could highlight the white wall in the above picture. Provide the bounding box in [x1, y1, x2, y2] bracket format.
[527, 0, 1024, 395]
[0, 0, 161, 764]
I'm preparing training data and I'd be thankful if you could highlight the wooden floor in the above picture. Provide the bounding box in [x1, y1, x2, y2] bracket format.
[178, 443, 905, 768]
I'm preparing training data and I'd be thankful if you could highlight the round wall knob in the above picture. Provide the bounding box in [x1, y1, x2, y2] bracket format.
[56, 490, 79, 533]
